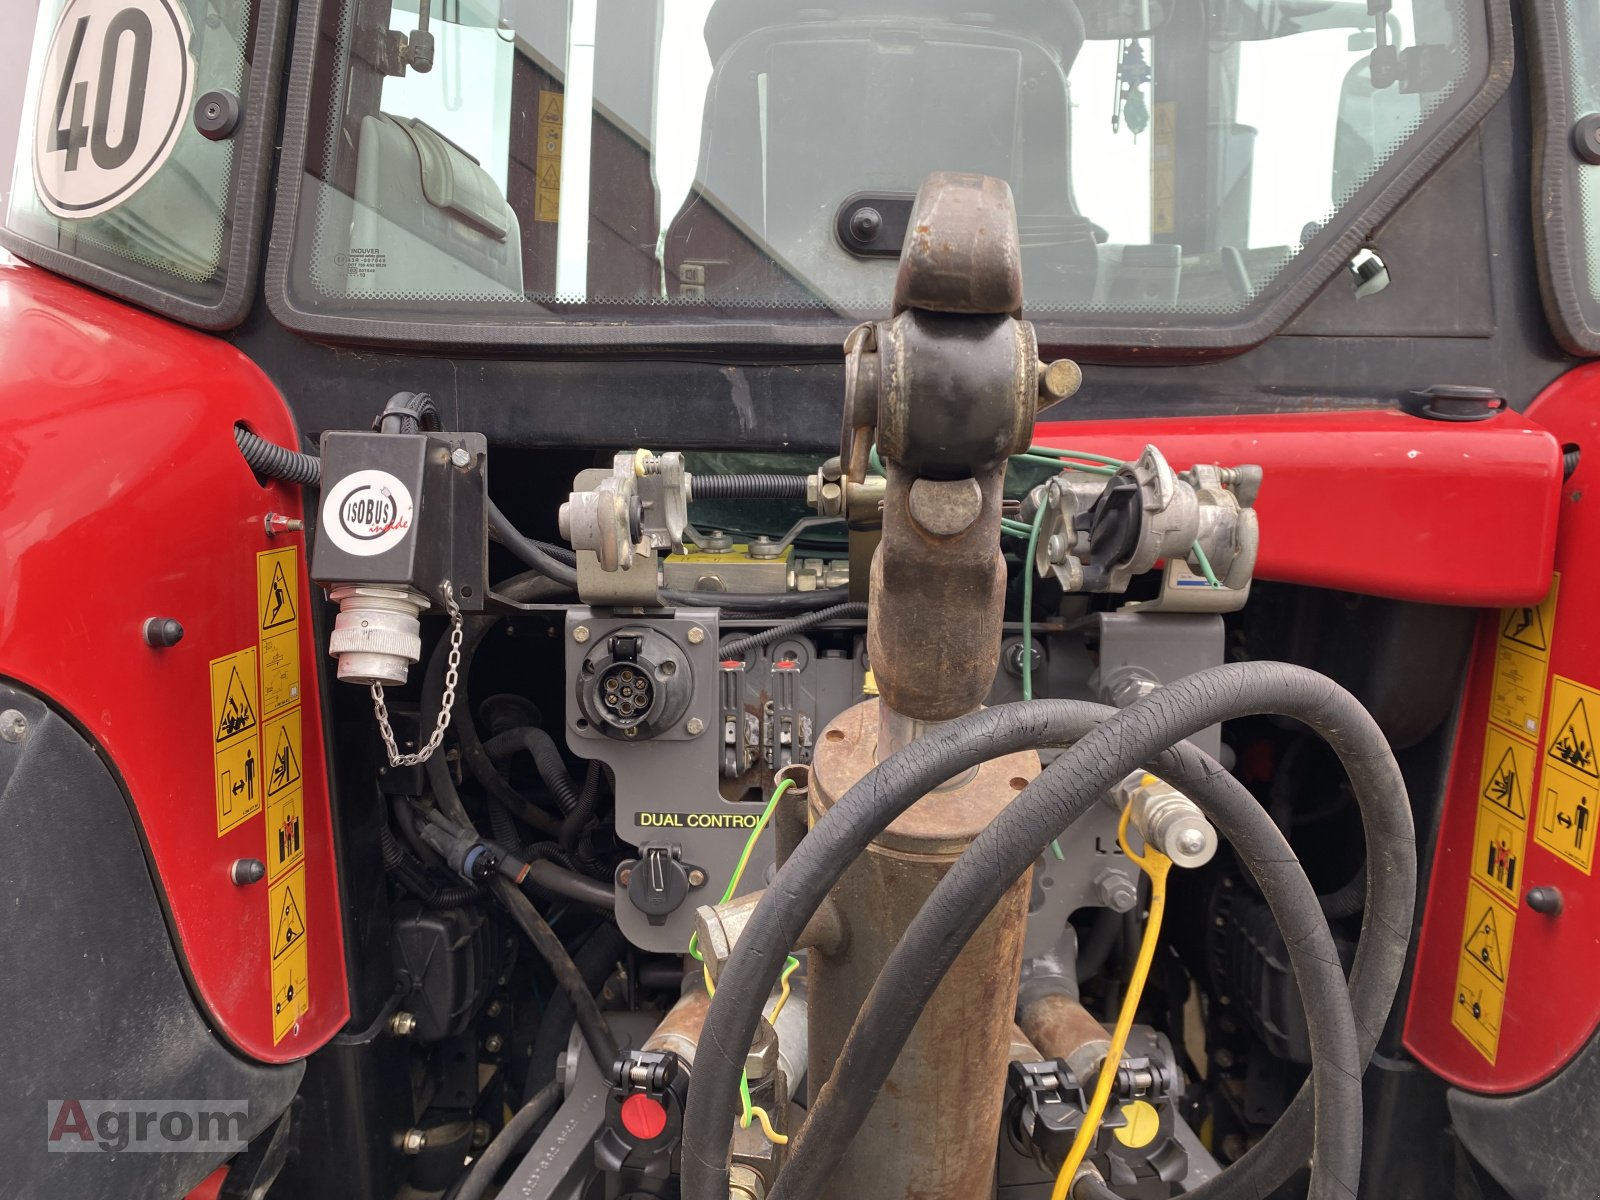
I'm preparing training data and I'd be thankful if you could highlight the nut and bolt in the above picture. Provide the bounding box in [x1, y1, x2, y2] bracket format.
[486, 1000, 504, 1018]
[686, 717, 705, 736]
[388, 1011, 418, 1037]
[687, 626, 706, 645]
[0, 710, 27, 744]
[450, 447, 472, 469]
[687, 868, 707, 888]
[573, 625, 591, 644]
[618, 867, 634, 886]
[263, 512, 304, 537]
[1045, 533, 1071, 564]
[484, 1034, 505, 1054]
[1213, 1048, 1236, 1070]
[729, 1164, 767, 1200]
[1095, 869, 1139, 914]
[746, 1023, 779, 1080]
[400, 1128, 427, 1154]
[471, 1121, 491, 1148]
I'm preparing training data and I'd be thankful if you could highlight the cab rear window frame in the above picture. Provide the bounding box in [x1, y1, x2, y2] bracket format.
[0, 0, 291, 332]
[264, 0, 1512, 360]
[1526, 0, 1600, 356]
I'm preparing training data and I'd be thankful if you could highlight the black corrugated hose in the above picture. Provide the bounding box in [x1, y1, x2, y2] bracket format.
[690, 473, 809, 501]
[718, 602, 868, 661]
[234, 425, 321, 486]
[682, 663, 1415, 1200]
[523, 921, 629, 1102]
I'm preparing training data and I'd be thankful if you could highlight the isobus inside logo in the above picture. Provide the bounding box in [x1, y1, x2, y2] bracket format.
[322, 470, 415, 557]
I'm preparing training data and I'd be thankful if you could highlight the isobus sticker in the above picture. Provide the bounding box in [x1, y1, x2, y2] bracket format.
[32, 0, 195, 220]
[320, 469, 416, 557]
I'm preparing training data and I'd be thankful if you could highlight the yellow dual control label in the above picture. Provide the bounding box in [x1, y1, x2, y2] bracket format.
[204, 546, 311, 1044]
[1452, 577, 1559, 1064]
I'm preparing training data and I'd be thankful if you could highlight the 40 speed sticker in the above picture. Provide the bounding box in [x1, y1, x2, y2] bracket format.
[320, 470, 415, 557]
[32, 0, 195, 220]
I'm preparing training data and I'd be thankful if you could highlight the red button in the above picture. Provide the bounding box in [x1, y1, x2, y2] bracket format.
[619, 1093, 669, 1140]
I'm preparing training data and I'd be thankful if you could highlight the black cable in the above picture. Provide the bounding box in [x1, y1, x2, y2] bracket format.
[664, 584, 851, 612]
[770, 663, 1409, 1200]
[682, 667, 1414, 1200]
[453, 1080, 563, 1200]
[1318, 864, 1368, 921]
[489, 500, 580, 587]
[1074, 907, 1120, 984]
[491, 877, 619, 1072]
[524, 922, 629, 1101]
[234, 426, 321, 486]
[375, 390, 441, 435]
[718, 602, 868, 660]
[690, 473, 809, 501]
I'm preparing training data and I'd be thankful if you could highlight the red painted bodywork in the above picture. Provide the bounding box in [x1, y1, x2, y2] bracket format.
[1403, 365, 1600, 1091]
[0, 259, 348, 1063]
[1035, 410, 1563, 606]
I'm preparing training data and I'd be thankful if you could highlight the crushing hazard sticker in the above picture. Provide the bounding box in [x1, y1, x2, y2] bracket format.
[1535, 676, 1600, 874]
[210, 648, 261, 835]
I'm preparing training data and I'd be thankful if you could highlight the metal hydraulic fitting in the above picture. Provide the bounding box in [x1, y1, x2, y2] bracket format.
[1115, 772, 1219, 869]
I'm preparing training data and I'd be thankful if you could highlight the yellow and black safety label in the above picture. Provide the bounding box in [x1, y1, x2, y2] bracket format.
[1489, 579, 1559, 740]
[268, 864, 310, 1044]
[535, 90, 563, 223]
[1452, 879, 1516, 1063]
[257, 547, 302, 717]
[1150, 102, 1176, 236]
[1451, 577, 1558, 1061]
[210, 648, 261, 835]
[263, 707, 305, 882]
[1535, 675, 1600, 874]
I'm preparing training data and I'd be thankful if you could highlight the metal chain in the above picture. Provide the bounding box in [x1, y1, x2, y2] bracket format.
[372, 581, 463, 767]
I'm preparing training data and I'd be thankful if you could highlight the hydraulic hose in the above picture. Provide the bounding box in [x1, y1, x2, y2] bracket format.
[492, 876, 619, 1071]
[718, 602, 868, 660]
[234, 426, 321, 486]
[524, 922, 629, 1101]
[375, 390, 441, 435]
[690, 473, 809, 501]
[453, 1080, 563, 1200]
[681, 667, 1413, 1200]
[771, 663, 1411, 1200]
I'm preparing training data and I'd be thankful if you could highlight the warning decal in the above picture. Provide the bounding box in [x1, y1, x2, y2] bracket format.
[1470, 810, 1526, 905]
[268, 865, 310, 1044]
[1452, 881, 1516, 1063]
[210, 649, 261, 835]
[1150, 101, 1175, 236]
[212, 656, 258, 743]
[264, 709, 302, 798]
[1489, 577, 1558, 740]
[1479, 729, 1531, 820]
[535, 90, 563, 223]
[259, 552, 298, 630]
[1535, 676, 1600, 875]
[266, 785, 304, 883]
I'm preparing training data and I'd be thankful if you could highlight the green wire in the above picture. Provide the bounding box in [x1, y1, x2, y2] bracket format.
[689, 777, 795, 961]
[1025, 445, 1128, 466]
[1191, 540, 1222, 588]
[1021, 498, 1048, 702]
[1012, 454, 1117, 474]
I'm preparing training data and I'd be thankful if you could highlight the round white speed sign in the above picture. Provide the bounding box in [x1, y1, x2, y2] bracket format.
[31, 0, 195, 220]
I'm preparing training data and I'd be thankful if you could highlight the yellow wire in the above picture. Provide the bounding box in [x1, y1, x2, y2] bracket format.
[1049, 805, 1173, 1200]
[743, 1104, 789, 1144]
[768, 956, 800, 1022]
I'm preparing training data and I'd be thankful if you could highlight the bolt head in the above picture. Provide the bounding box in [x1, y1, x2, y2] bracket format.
[686, 717, 705, 736]
[618, 867, 633, 886]
[485, 1034, 505, 1053]
[687, 626, 706, 645]
[1046, 533, 1070, 564]
[0, 710, 26, 743]
[573, 625, 591, 644]
[388, 1011, 417, 1037]
[400, 1129, 426, 1154]
[688, 868, 707, 887]
[450, 447, 472, 468]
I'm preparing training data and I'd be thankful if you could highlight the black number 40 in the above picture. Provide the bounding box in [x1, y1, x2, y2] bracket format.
[51, 8, 153, 173]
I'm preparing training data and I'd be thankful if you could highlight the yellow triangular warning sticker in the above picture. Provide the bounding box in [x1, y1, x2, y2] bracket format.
[1481, 747, 1527, 819]
[1501, 605, 1549, 653]
[267, 724, 302, 797]
[261, 561, 297, 630]
[273, 885, 306, 960]
[215, 667, 257, 742]
[1464, 905, 1507, 982]
[1549, 697, 1598, 779]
